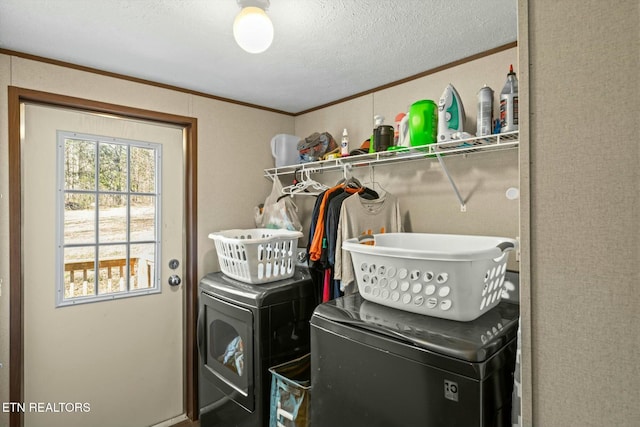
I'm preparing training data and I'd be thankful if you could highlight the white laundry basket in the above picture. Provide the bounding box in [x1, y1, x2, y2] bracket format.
[209, 229, 303, 284]
[342, 233, 518, 321]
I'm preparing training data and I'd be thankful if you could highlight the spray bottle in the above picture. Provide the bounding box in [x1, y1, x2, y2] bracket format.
[340, 128, 349, 156]
[499, 65, 519, 133]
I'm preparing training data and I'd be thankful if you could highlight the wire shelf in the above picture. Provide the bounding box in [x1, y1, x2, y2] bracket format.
[264, 131, 519, 179]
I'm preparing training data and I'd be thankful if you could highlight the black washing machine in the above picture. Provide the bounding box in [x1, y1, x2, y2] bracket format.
[310, 275, 519, 427]
[198, 269, 316, 427]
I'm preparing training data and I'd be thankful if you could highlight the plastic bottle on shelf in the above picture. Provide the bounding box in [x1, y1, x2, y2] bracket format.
[393, 112, 406, 146]
[340, 128, 349, 156]
[369, 115, 384, 153]
[499, 64, 519, 133]
[398, 113, 411, 147]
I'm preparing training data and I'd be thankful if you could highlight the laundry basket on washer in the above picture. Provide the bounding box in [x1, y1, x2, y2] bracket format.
[209, 229, 303, 284]
[342, 233, 518, 321]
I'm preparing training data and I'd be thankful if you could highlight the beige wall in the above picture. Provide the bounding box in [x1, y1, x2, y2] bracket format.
[296, 48, 518, 148]
[526, 0, 639, 425]
[294, 48, 520, 271]
[0, 53, 294, 426]
[0, 54, 11, 427]
[2, 1, 638, 424]
[1, 48, 520, 425]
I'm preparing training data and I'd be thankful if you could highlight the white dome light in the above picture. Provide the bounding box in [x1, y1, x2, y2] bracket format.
[233, 6, 274, 54]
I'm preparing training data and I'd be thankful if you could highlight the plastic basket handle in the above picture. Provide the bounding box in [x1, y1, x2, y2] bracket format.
[357, 234, 375, 244]
[496, 241, 515, 252]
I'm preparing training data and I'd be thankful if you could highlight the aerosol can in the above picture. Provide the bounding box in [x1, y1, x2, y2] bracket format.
[437, 84, 466, 142]
[477, 85, 494, 136]
[499, 65, 519, 132]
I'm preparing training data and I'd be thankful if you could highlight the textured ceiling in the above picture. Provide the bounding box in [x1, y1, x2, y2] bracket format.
[0, 0, 517, 114]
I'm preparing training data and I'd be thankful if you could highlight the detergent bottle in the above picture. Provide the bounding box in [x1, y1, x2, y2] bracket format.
[409, 100, 437, 147]
[499, 65, 519, 132]
[393, 112, 406, 146]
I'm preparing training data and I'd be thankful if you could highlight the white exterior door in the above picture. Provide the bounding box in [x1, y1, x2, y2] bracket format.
[22, 103, 185, 427]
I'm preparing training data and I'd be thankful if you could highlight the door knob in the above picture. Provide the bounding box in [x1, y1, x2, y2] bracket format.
[168, 275, 182, 287]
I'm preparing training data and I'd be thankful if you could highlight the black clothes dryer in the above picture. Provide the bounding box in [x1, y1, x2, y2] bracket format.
[198, 270, 316, 427]
[310, 292, 519, 427]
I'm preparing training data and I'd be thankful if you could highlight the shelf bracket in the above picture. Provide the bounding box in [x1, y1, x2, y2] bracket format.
[435, 153, 466, 212]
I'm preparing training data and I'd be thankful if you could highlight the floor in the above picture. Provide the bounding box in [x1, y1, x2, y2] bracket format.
[173, 419, 199, 427]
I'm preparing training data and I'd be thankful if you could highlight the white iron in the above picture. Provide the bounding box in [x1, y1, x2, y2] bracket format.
[437, 84, 466, 142]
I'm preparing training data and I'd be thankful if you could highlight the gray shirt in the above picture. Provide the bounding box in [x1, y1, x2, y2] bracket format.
[335, 193, 402, 294]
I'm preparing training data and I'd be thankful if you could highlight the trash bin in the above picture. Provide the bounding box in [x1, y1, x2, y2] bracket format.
[269, 353, 311, 427]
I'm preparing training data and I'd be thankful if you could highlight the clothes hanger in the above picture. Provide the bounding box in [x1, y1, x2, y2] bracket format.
[361, 165, 387, 198]
[281, 168, 329, 196]
[338, 164, 362, 189]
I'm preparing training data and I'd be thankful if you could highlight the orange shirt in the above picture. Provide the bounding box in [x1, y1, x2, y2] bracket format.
[309, 185, 362, 261]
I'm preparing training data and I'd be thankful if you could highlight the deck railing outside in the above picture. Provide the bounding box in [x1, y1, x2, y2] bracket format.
[64, 257, 153, 297]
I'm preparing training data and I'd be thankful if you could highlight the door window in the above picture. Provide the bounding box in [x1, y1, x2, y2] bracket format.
[56, 131, 162, 306]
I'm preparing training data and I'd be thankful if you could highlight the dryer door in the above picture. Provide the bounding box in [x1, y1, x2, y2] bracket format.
[198, 291, 254, 411]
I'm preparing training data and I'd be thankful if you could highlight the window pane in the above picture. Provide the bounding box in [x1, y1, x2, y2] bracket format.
[64, 193, 96, 245]
[99, 142, 128, 192]
[131, 244, 155, 289]
[99, 194, 127, 243]
[97, 245, 128, 295]
[130, 146, 156, 193]
[131, 195, 156, 242]
[64, 139, 95, 190]
[63, 246, 96, 298]
[57, 132, 161, 307]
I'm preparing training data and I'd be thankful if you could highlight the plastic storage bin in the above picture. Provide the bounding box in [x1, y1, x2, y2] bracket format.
[271, 134, 302, 168]
[269, 353, 310, 427]
[342, 233, 517, 321]
[209, 228, 303, 284]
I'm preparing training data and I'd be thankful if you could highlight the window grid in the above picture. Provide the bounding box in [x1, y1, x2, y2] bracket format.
[56, 131, 162, 307]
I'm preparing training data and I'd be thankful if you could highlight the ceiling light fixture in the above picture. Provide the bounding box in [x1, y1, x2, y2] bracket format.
[233, 0, 273, 54]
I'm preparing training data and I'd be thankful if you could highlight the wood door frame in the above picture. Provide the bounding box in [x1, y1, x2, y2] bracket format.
[8, 86, 199, 427]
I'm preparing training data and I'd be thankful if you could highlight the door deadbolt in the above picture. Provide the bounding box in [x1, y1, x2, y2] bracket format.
[168, 259, 180, 270]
